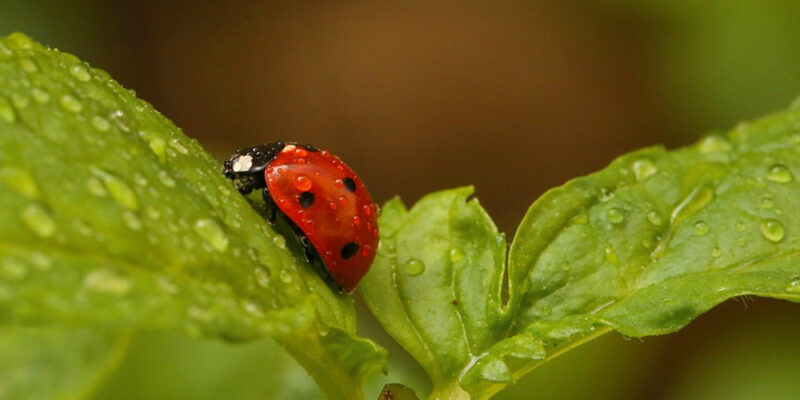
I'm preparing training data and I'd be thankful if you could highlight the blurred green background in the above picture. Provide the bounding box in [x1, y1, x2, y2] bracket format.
[2, 1, 800, 399]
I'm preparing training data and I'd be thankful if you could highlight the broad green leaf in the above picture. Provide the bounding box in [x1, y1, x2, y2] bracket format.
[0, 328, 128, 400]
[95, 330, 323, 400]
[0, 33, 384, 399]
[361, 103, 800, 398]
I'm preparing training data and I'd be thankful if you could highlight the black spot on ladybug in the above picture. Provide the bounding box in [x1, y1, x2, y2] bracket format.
[341, 242, 359, 260]
[299, 191, 315, 208]
[343, 177, 356, 192]
[304, 143, 319, 152]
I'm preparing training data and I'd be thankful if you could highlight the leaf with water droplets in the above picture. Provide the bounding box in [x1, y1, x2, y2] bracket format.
[363, 102, 800, 398]
[360, 187, 512, 398]
[0, 33, 384, 399]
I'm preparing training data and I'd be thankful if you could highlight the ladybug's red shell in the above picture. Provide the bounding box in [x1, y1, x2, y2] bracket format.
[265, 144, 378, 291]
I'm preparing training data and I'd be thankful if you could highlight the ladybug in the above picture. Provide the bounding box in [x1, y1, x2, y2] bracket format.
[223, 141, 379, 292]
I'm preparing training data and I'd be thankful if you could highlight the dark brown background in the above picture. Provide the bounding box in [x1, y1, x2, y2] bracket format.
[4, 1, 800, 399]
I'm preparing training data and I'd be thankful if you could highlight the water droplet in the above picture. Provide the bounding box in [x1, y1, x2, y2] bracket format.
[352, 215, 361, 226]
[765, 164, 793, 183]
[404, 258, 425, 276]
[139, 131, 166, 162]
[692, 221, 710, 236]
[156, 275, 179, 294]
[646, 210, 662, 226]
[86, 177, 107, 197]
[786, 279, 800, 293]
[254, 268, 271, 287]
[604, 247, 620, 266]
[91, 116, 110, 131]
[449, 248, 465, 264]
[1, 259, 28, 281]
[598, 188, 615, 202]
[632, 159, 657, 182]
[170, 139, 189, 154]
[0, 167, 38, 198]
[187, 305, 214, 322]
[0, 97, 15, 122]
[338, 195, 348, 206]
[737, 237, 747, 247]
[21, 204, 56, 238]
[605, 208, 624, 224]
[272, 235, 286, 249]
[69, 64, 91, 81]
[243, 301, 264, 317]
[279, 269, 292, 283]
[83, 268, 132, 295]
[760, 219, 785, 243]
[761, 196, 775, 209]
[735, 222, 746, 232]
[122, 211, 143, 230]
[697, 135, 732, 153]
[293, 175, 312, 191]
[18, 58, 37, 73]
[26, 252, 51, 272]
[193, 218, 229, 252]
[59, 95, 83, 113]
[90, 168, 138, 210]
[157, 170, 175, 187]
[31, 87, 49, 104]
[711, 247, 722, 258]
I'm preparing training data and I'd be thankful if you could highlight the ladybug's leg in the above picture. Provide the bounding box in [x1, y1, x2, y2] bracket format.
[262, 188, 277, 225]
[298, 234, 317, 264]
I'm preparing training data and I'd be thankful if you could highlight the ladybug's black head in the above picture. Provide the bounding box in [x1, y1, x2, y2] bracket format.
[223, 141, 286, 194]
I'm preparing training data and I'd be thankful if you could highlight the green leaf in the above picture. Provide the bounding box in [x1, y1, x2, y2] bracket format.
[0, 327, 128, 400]
[0, 33, 384, 399]
[361, 104, 800, 398]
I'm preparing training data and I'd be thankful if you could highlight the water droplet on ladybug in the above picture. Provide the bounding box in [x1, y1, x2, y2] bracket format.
[294, 148, 308, 158]
[338, 196, 348, 206]
[293, 175, 312, 191]
[363, 205, 372, 216]
[353, 215, 361, 226]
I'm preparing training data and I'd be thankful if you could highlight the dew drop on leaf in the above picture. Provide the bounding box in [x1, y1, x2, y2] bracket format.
[598, 187, 615, 202]
[403, 258, 425, 276]
[83, 268, 132, 296]
[1, 258, 28, 281]
[711, 247, 722, 258]
[632, 159, 657, 182]
[697, 135, 732, 153]
[69, 64, 91, 82]
[90, 168, 139, 210]
[735, 221, 746, 232]
[279, 269, 292, 283]
[21, 204, 56, 238]
[91, 115, 110, 132]
[157, 170, 175, 187]
[760, 219, 785, 243]
[605, 207, 624, 224]
[122, 211, 143, 231]
[254, 268, 271, 288]
[765, 164, 793, 183]
[449, 248, 465, 264]
[646, 210, 662, 226]
[786, 279, 800, 293]
[31, 87, 49, 104]
[0, 167, 39, 198]
[272, 235, 286, 249]
[761, 196, 775, 209]
[86, 177, 107, 197]
[692, 221, 710, 236]
[59, 95, 83, 113]
[193, 218, 229, 252]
